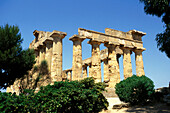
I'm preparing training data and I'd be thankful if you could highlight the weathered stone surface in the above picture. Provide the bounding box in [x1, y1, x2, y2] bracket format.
[134, 49, 145, 76]
[122, 47, 132, 79]
[78, 28, 146, 50]
[39, 45, 45, 64]
[103, 58, 109, 82]
[105, 28, 146, 41]
[88, 63, 92, 77]
[102, 87, 118, 98]
[44, 40, 53, 71]
[51, 37, 63, 82]
[104, 44, 120, 88]
[82, 65, 88, 79]
[34, 49, 39, 65]
[88, 40, 102, 83]
[69, 35, 85, 81]
[67, 71, 72, 81]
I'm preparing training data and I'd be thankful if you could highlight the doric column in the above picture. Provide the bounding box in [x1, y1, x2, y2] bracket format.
[134, 49, 145, 76]
[34, 48, 39, 65]
[82, 65, 88, 79]
[104, 43, 120, 88]
[88, 40, 101, 83]
[69, 35, 85, 81]
[44, 40, 53, 72]
[103, 58, 109, 82]
[50, 32, 66, 82]
[67, 71, 72, 81]
[39, 45, 45, 64]
[88, 63, 92, 77]
[122, 47, 133, 79]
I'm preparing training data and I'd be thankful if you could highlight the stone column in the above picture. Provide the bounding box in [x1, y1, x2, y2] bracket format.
[6, 87, 10, 92]
[34, 49, 39, 65]
[88, 40, 101, 83]
[104, 44, 120, 88]
[39, 45, 45, 65]
[134, 49, 145, 76]
[88, 63, 92, 77]
[69, 36, 85, 81]
[103, 58, 109, 82]
[82, 65, 88, 79]
[44, 40, 53, 72]
[123, 47, 133, 79]
[67, 71, 72, 81]
[51, 37, 63, 82]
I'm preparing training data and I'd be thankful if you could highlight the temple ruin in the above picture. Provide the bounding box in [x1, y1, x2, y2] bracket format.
[6, 27, 146, 94]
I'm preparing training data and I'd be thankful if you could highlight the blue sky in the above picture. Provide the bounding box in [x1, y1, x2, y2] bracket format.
[0, 0, 169, 92]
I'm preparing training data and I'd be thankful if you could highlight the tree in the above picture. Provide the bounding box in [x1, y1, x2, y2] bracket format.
[140, 0, 170, 58]
[0, 24, 35, 89]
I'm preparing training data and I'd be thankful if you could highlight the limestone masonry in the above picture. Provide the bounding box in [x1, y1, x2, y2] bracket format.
[7, 28, 146, 94]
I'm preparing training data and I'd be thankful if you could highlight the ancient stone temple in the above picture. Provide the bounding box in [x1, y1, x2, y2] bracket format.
[6, 27, 146, 94]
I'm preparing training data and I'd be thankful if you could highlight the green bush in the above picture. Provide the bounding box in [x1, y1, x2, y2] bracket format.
[115, 75, 155, 105]
[0, 92, 37, 113]
[0, 77, 108, 113]
[35, 77, 108, 112]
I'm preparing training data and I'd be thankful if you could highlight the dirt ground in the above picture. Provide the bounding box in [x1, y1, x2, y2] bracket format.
[100, 98, 170, 113]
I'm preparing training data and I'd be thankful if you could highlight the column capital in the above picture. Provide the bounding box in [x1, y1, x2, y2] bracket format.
[133, 48, 145, 53]
[50, 30, 67, 39]
[43, 40, 53, 45]
[69, 35, 86, 42]
[102, 57, 110, 62]
[120, 46, 132, 54]
[38, 45, 46, 50]
[104, 43, 118, 48]
[87, 39, 101, 45]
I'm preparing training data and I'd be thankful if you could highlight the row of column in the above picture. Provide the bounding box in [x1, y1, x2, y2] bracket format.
[34, 35, 65, 83]
[70, 36, 145, 88]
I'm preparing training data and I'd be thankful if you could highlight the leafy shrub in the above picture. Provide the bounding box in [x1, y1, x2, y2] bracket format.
[115, 75, 155, 105]
[35, 77, 108, 112]
[0, 92, 37, 113]
[0, 77, 108, 113]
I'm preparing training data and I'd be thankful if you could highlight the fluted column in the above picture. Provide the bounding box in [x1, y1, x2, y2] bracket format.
[82, 65, 88, 79]
[51, 37, 64, 82]
[39, 45, 45, 64]
[44, 40, 53, 72]
[123, 47, 133, 79]
[134, 49, 145, 76]
[88, 40, 101, 83]
[104, 44, 120, 88]
[103, 58, 109, 82]
[69, 35, 85, 81]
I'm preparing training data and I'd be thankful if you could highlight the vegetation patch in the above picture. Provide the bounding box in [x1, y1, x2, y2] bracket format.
[0, 77, 108, 113]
